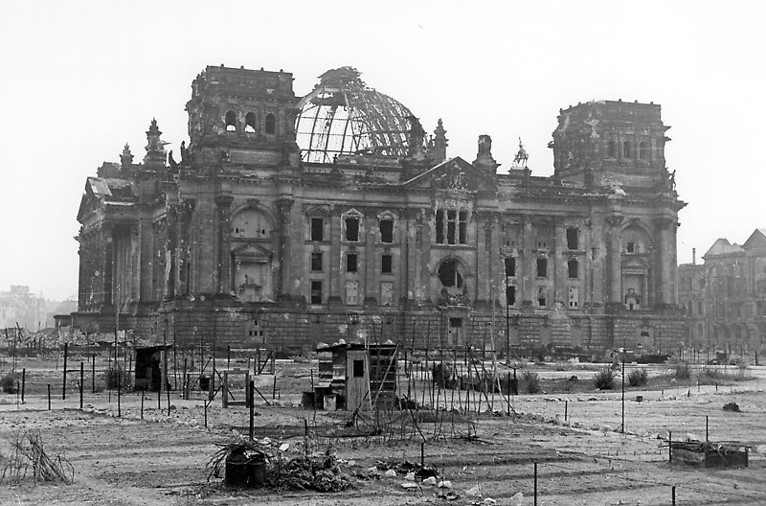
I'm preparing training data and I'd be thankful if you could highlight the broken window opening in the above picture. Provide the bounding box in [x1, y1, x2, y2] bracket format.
[537, 287, 547, 307]
[458, 211, 468, 244]
[568, 286, 579, 308]
[265, 113, 276, 134]
[245, 112, 256, 133]
[537, 257, 548, 278]
[435, 211, 444, 244]
[607, 140, 616, 158]
[626, 242, 636, 253]
[447, 210, 457, 244]
[380, 219, 393, 243]
[566, 227, 579, 250]
[438, 260, 464, 289]
[225, 110, 237, 132]
[346, 253, 358, 273]
[310, 252, 323, 272]
[310, 281, 323, 304]
[505, 257, 516, 277]
[381, 254, 393, 274]
[506, 285, 516, 306]
[568, 258, 579, 279]
[345, 217, 359, 241]
[353, 359, 365, 378]
[310, 217, 324, 241]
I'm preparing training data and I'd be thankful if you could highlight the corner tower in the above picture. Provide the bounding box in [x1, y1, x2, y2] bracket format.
[185, 65, 299, 166]
[550, 100, 670, 188]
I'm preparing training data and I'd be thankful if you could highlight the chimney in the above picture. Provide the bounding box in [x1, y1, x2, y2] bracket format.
[692, 248, 696, 265]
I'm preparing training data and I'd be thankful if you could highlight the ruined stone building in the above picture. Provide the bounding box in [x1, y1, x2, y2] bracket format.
[74, 65, 686, 355]
[678, 229, 766, 354]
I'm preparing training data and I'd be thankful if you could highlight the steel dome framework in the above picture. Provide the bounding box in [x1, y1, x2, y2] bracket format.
[295, 67, 413, 163]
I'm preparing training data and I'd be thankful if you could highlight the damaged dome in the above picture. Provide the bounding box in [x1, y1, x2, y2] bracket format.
[295, 67, 414, 163]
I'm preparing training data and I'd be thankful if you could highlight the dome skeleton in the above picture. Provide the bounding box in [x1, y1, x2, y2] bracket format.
[295, 67, 414, 163]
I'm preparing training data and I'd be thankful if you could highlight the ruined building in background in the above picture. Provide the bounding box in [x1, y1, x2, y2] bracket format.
[74, 65, 686, 355]
[678, 229, 766, 355]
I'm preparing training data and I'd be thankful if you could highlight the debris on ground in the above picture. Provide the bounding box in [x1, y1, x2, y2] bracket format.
[375, 458, 438, 480]
[723, 402, 741, 412]
[0, 430, 74, 485]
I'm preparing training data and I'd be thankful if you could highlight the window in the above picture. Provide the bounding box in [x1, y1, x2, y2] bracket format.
[435, 208, 468, 245]
[568, 258, 579, 279]
[626, 242, 635, 253]
[353, 359, 365, 377]
[537, 287, 547, 307]
[506, 285, 516, 306]
[264, 113, 276, 134]
[310, 281, 322, 304]
[380, 219, 393, 243]
[638, 141, 649, 160]
[505, 257, 516, 277]
[225, 110, 237, 132]
[381, 254, 393, 274]
[346, 253, 358, 273]
[607, 140, 616, 158]
[537, 257, 548, 278]
[245, 112, 256, 133]
[381, 282, 393, 306]
[459, 211, 468, 243]
[310, 218, 324, 241]
[623, 140, 632, 158]
[345, 217, 359, 241]
[447, 210, 457, 244]
[438, 260, 463, 289]
[345, 281, 359, 305]
[568, 286, 579, 308]
[566, 228, 579, 250]
[310, 252, 323, 272]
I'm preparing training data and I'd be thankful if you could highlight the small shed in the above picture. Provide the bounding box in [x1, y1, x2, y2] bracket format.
[134, 344, 172, 391]
[315, 341, 398, 411]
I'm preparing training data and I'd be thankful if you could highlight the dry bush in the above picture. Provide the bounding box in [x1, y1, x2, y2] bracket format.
[521, 371, 541, 394]
[673, 361, 691, 380]
[0, 430, 74, 485]
[593, 368, 615, 390]
[627, 368, 648, 387]
[0, 372, 17, 394]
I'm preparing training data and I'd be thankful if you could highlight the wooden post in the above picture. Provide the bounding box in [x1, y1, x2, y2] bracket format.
[669, 431, 672, 462]
[621, 358, 625, 433]
[79, 362, 84, 410]
[117, 373, 121, 417]
[21, 369, 25, 404]
[204, 400, 208, 428]
[92, 359, 96, 393]
[167, 385, 171, 416]
[62, 342, 68, 400]
[222, 371, 229, 408]
[672, 485, 676, 505]
[534, 461, 538, 506]
[249, 380, 255, 439]
[705, 415, 709, 468]
[47, 384, 51, 410]
[420, 442, 425, 468]
[565, 400, 568, 421]
[272, 374, 277, 400]
[227, 344, 231, 369]
[182, 358, 187, 400]
[141, 390, 145, 420]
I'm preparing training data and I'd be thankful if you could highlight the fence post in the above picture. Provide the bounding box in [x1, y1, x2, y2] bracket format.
[62, 342, 68, 400]
[534, 461, 538, 506]
[249, 380, 255, 439]
[47, 384, 51, 410]
[79, 362, 84, 410]
[21, 369, 26, 404]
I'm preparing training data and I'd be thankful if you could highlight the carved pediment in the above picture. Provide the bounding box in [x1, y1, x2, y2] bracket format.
[232, 243, 273, 263]
[403, 157, 496, 194]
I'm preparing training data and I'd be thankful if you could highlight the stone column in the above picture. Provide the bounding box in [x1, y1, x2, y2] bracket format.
[606, 214, 624, 304]
[364, 213, 377, 304]
[100, 223, 115, 310]
[554, 220, 567, 304]
[164, 203, 178, 300]
[329, 211, 341, 304]
[654, 217, 675, 306]
[216, 196, 233, 294]
[522, 216, 535, 304]
[276, 199, 293, 300]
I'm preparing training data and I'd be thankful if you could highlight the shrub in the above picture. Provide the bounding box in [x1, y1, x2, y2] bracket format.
[593, 368, 615, 390]
[105, 365, 131, 390]
[1, 372, 17, 394]
[673, 361, 691, 380]
[627, 368, 648, 387]
[522, 371, 542, 394]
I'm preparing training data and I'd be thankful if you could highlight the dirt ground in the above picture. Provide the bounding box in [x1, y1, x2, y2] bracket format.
[1, 358, 765, 505]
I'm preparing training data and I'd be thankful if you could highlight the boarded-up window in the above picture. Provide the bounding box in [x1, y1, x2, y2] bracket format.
[345, 281, 359, 305]
[381, 282, 393, 306]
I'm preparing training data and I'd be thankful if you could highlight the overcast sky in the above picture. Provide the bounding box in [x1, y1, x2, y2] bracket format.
[0, 0, 763, 301]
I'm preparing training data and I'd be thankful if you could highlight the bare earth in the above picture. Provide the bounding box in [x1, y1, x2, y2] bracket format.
[1, 360, 765, 505]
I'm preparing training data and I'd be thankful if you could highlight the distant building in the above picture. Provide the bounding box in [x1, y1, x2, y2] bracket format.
[0, 285, 51, 331]
[73, 65, 686, 355]
[679, 229, 766, 355]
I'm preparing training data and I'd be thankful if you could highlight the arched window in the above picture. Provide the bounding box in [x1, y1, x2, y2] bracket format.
[438, 260, 464, 289]
[568, 258, 579, 279]
[264, 113, 276, 134]
[623, 140, 632, 159]
[225, 110, 237, 132]
[638, 141, 649, 160]
[245, 112, 256, 133]
[607, 140, 616, 158]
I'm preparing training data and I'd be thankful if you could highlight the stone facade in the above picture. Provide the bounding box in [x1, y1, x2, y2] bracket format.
[679, 230, 766, 355]
[74, 66, 686, 356]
